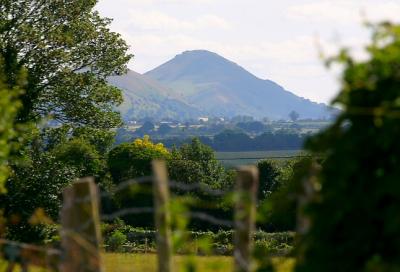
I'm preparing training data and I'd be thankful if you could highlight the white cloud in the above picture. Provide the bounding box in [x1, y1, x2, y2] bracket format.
[126, 10, 231, 31]
[288, 1, 400, 24]
[120, 0, 214, 3]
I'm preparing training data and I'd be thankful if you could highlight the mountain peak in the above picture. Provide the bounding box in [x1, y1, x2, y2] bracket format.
[145, 49, 253, 83]
[179, 49, 222, 58]
[143, 50, 332, 119]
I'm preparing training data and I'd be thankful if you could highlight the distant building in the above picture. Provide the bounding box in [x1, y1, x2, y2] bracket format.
[198, 117, 209, 122]
[126, 120, 137, 125]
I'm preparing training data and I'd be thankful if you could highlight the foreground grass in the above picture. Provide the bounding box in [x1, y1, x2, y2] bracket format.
[1, 253, 295, 272]
[104, 253, 231, 272]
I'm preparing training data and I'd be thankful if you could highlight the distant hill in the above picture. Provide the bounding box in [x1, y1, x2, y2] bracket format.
[107, 70, 202, 121]
[145, 50, 333, 119]
[108, 50, 334, 121]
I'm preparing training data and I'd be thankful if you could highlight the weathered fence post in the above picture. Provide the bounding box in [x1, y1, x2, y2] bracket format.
[234, 166, 259, 272]
[60, 177, 103, 272]
[152, 160, 173, 272]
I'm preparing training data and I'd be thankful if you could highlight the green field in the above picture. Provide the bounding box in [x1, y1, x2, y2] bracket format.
[1, 254, 294, 271]
[216, 150, 304, 168]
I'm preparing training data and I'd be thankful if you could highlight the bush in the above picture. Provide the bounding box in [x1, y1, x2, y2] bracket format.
[107, 230, 127, 252]
[296, 23, 400, 271]
[108, 135, 170, 183]
[101, 223, 294, 257]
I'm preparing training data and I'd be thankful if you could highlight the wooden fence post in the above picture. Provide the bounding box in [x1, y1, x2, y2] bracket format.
[152, 160, 173, 272]
[60, 177, 103, 272]
[234, 166, 259, 272]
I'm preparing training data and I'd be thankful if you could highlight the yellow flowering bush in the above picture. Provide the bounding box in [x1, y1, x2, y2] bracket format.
[108, 135, 170, 183]
[132, 135, 169, 157]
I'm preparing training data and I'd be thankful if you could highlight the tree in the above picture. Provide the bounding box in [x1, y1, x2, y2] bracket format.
[158, 123, 173, 135]
[167, 138, 235, 230]
[289, 110, 300, 122]
[257, 160, 282, 200]
[107, 136, 170, 227]
[0, 1, 131, 242]
[0, 0, 131, 127]
[108, 135, 170, 183]
[51, 138, 104, 179]
[2, 152, 77, 242]
[258, 158, 311, 232]
[296, 23, 400, 271]
[136, 121, 155, 136]
[0, 58, 22, 193]
[168, 138, 232, 189]
[236, 121, 269, 134]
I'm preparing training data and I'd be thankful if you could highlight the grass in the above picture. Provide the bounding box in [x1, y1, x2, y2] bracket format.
[104, 253, 232, 272]
[1, 253, 295, 272]
[216, 150, 304, 167]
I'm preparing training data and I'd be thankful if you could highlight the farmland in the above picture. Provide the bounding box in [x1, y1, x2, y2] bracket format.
[216, 150, 305, 167]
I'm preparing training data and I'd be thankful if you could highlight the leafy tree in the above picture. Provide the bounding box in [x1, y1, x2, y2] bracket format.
[2, 152, 77, 242]
[289, 110, 300, 122]
[0, 58, 23, 192]
[158, 123, 173, 135]
[0, 0, 131, 127]
[213, 130, 252, 151]
[168, 138, 235, 230]
[168, 138, 231, 189]
[108, 135, 170, 183]
[0, 1, 131, 242]
[236, 121, 269, 134]
[51, 137, 104, 179]
[258, 158, 311, 233]
[136, 121, 155, 136]
[296, 23, 400, 271]
[107, 136, 170, 227]
[257, 160, 282, 200]
[41, 125, 115, 154]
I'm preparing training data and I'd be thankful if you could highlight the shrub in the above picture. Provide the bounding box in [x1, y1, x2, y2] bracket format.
[107, 230, 127, 252]
[296, 23, 400, 271]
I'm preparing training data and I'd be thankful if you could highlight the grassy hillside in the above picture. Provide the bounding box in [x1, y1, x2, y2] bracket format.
[108, 70, 202, 121]
[146, 50, 333, 119]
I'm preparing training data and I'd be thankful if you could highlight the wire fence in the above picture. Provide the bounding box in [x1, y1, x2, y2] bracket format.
[0, 160, 259, 272]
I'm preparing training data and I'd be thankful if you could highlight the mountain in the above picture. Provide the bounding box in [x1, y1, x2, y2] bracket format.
[145, 50, 332, 119]
[107, 70, 202, 121]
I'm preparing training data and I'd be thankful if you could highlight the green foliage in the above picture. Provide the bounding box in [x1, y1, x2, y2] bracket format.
[0, 0, 132, 244]
[0, 0, 131, 127]
[101, 223, 294, 257]
[51, 137, 104, 178]
[168, 138, 232, 189]
[108, 135, 170, 182]
[236, 121, 270, 134]
[258, 158, 312, 233]
[289, 111, 300, 122]
[296, 22, 400, 271]
[212, 130, 305, 152]
[2, 152, 77, 242]
[257, 160, 282, 200]
[0, 59, 23, 193]
[107, 136, 169, 227]
[107, 230, 128, 252]
[167, 138, 235, 231]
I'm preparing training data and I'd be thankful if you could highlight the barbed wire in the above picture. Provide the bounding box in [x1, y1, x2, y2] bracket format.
[168, 180, 230, 196]
[188, 212, 234, 228]
[101, 207, 154, 221]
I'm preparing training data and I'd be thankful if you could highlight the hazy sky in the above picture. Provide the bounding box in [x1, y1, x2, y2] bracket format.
[96, 0, 400, 104]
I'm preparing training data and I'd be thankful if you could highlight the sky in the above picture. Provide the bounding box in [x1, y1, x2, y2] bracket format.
[96, 0, 400, 104]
